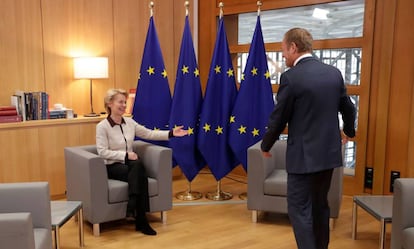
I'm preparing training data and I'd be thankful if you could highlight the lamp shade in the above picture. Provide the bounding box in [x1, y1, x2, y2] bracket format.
[73, 57, 109, 79]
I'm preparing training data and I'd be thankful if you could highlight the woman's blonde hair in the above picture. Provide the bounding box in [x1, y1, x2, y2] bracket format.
[104, 88, 128, 114]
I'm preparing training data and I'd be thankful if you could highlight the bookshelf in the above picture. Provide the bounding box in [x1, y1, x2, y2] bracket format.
[0, 116, 105, 198]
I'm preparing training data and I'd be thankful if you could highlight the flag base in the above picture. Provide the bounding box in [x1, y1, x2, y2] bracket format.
[175, 190, 203, 201]
[205, 190, 232, 201]
[239, 192, 247, 200]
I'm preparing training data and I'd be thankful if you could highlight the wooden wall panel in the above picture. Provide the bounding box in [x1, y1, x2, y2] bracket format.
[0, 118, 102, 197]
[41, 0, 115, 115]
[38, 124, 80, 196]
[382, 0, 414, 192]
[0, 0, 44, 106]
[113, 0, 190, 97]
[0, 128, 41, 183]
[113, 0, 149, 92]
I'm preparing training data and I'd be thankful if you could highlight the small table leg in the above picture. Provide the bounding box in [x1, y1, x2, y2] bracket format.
[78, 207, 84, 247]
[352, 201, 358, 240]
[380, 218, 386, 249]
[54, 226, 60, 249]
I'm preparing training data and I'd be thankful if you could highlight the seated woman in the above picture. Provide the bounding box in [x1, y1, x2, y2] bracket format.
[96, 88, 187, 235]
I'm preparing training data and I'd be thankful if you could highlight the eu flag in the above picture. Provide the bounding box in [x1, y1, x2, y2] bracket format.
[197, 18, 239, 181]
[228, 16, 274, 170]
[169, 16, 205, 182]
[133, 16, 171, 146]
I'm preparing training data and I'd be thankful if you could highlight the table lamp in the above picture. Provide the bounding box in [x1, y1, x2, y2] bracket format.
[73, 57, 108, 117]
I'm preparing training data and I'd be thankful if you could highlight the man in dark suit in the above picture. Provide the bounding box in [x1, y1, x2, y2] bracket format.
[261, 28, 356, 249]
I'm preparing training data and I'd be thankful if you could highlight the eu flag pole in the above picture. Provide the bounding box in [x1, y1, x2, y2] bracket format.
[169, 4, 205, 200]
[197, 3, 239, 200]
[229, 8, 274, 172]
[132, 3, 171, 147]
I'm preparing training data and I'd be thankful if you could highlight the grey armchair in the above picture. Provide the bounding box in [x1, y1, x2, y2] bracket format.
[0, 182, 53, 249]
[64, 140, 172, 236]
[391, 178, 414, 249]
[247, 140, 343, 229]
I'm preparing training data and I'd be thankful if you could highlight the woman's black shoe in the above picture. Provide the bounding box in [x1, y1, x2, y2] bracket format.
[135, 221, 157, 235]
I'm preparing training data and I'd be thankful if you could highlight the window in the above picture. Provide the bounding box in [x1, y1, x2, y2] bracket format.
[234, 0, 366, 176]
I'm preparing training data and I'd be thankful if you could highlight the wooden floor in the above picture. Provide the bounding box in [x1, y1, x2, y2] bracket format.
[57, 170, 389, 249]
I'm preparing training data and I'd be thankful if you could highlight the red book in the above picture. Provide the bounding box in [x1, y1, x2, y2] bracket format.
[0, 115, 22, 123]
[0, 106, 16, 111]
[0, 109, 18, 116]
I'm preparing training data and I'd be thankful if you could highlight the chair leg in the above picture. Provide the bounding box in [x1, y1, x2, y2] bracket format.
[93, 223, 100, 236]
[329, 218, 336, 230]
[161, 211, 167, 224]
[252, 210, 258, 223]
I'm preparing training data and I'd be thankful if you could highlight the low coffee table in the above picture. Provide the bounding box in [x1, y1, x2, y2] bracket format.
[352, 195, 393, 249]
[51, 201, 84, 249]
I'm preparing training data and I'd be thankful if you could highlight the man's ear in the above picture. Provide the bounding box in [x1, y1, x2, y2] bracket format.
[290, 42, 298, 53]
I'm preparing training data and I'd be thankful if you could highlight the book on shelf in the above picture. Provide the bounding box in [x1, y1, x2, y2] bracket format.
[0, 106, 18, 117]
[0, 105, 17, 111]
[0, 109, 18, 116]
[0, 115, 22, 123]
[13, 90, 49, 121]
[14, 90, 27, 121]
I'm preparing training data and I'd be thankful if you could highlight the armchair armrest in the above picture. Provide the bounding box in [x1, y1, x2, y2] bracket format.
[391, 178, 414, 249]
[64, 146, 109, 222]
[0, 213, 36, 249]
[0, 182, 51, 229]
[133, 140, 173, 211]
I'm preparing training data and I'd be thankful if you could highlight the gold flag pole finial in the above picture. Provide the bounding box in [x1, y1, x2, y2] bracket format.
[219, 2, 224, 19]
[257, 1, 262, 16]
[149, 1, 154, 17]
[185, 1, 189, 16]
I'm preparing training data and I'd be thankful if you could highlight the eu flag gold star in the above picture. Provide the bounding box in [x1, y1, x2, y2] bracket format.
[138, 72, 141, 80]
[182, 65, 189, 74]
[251, 67, 258, 76]
[203, 123, 211, 132]
[229, 115, 235, 123]
[194, 68, 200, 77]
[264, 70, 271, 79]
[153, 127, 160, 131]
[238, 125, 247, 134]
[241, 73, 245, 81]
[147, 66, 155, 75]
[215, 126, 223, 135]
[252, 128, 260, 136]
[162, 69, 168, 78]
[188, 127, 194, 135]
[214, 65, 221, 74]
[227, 68, 234, 77]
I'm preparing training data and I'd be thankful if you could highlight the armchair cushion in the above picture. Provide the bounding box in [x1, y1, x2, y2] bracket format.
[402, 228, 414, 249]
[107, 180, 128, 203]
[263, 169, 288, 196]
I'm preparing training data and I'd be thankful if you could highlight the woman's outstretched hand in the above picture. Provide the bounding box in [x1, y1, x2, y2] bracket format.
[173, 125, 188, 137]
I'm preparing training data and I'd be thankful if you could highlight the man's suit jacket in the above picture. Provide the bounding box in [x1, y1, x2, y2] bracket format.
[261, 56, 356, 174]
